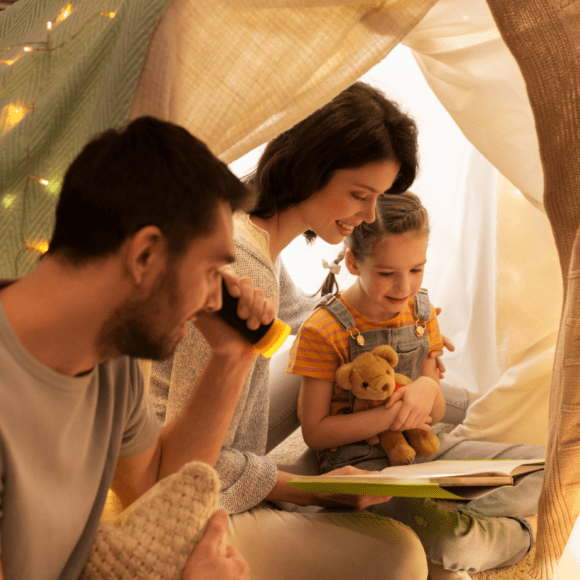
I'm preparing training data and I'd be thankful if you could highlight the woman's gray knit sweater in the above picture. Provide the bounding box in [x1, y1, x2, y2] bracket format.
[149, 232, 319, 514]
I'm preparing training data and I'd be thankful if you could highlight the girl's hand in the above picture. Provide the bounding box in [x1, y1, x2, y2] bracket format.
[383, 377, 439, 431]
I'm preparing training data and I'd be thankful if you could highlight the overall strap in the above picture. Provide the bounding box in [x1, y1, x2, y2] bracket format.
[318, 295, 357, 331]
[414, 288, 431, 322]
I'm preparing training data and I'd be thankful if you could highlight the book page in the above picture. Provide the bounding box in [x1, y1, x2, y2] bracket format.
[296, 458, 544, 483]
[376, 458, 544, 480]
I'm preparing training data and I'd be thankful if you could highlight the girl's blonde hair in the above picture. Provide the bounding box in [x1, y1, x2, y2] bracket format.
[321, 191, 429, 295]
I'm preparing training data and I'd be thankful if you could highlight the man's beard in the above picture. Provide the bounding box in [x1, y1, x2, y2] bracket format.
[97, 267, 181, 361]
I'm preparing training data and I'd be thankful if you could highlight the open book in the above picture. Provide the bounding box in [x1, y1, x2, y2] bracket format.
[289, 459, 545, 500]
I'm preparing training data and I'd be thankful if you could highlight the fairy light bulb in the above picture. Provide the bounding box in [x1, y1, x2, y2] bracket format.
[25, 240, 49, 254]
[29, 176, 50, 186]
[2, 194, 17, 210]
[1, 103, 28, 134]
[36, 241, 49, 254]
[55, 4, 72, 24]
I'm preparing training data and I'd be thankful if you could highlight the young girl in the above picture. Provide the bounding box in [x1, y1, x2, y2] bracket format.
[288, 191, 445, 472]
[288, 192, 544, 577]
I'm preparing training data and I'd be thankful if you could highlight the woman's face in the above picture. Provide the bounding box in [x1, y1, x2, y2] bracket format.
[299, 159, 402, 244]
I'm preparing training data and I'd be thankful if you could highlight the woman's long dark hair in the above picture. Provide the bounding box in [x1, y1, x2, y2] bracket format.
[247, 82, 419, 242]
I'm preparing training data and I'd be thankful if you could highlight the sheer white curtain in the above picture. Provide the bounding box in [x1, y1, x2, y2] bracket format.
[403, 0, 562, 447]
[229, 43, 498, 389]
[230, 37, 557, 448]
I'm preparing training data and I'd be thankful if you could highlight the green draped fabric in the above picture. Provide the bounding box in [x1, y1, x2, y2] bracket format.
[0, 0, 168, 276]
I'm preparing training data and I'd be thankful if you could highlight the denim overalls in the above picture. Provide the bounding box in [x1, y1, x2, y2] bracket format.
[316, 289, 433, 474]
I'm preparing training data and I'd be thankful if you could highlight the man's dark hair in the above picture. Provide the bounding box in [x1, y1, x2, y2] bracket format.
[47, 116, 254, 263]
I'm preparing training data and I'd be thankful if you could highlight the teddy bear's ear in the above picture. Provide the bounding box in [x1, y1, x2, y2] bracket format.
[372, 345, 398, 368]
[336, 363, 354, 390]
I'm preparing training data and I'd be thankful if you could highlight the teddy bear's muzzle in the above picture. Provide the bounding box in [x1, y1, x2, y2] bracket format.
[359, 377, 394, 400]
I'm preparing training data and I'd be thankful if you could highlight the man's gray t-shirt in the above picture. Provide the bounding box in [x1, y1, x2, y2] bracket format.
[0, 299, 161, 580]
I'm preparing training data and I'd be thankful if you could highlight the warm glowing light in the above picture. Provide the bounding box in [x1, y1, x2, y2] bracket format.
[0, 50, 23, 66]
[55, 4, 72, 25]
[99, 11, 116, 18]
[26, 241, 50, 254]
[29, 176, 50, 186]
[47, 21, 53, 30]
[1, 103, 28, 134]
[0, 45, 34, 65]
[1, 194, 17, 210]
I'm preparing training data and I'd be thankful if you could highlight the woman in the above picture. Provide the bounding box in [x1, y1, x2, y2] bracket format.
[150, 82, 429, 580]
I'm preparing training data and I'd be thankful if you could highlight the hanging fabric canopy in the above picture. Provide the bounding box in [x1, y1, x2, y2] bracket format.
[1, 1, 579, 578]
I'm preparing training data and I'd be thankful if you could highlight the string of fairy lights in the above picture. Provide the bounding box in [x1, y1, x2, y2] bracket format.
[0, 3, 117, 273]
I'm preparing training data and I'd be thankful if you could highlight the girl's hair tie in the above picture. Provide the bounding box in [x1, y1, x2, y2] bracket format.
[322, 259, 341, 276]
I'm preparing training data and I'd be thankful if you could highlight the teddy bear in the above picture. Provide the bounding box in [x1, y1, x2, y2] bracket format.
[335, 344, 440, 466]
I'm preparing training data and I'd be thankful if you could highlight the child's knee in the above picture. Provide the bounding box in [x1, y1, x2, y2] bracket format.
[422, 508, 533, 573]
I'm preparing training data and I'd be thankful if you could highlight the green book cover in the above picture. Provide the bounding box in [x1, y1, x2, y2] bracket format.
[288, 459, 544, 500]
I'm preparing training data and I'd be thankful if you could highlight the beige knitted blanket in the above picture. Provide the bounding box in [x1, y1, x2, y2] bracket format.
[82, 461, 220, 580]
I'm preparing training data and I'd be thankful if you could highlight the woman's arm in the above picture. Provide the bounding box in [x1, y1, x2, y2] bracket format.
[299, 376, 430, 451]
[265, 466, 392, 510]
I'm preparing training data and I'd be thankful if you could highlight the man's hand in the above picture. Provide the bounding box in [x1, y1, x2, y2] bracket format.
[182, 510, 249, 580]
[220, 267, 276, 332]
[194, 267, 276, 359]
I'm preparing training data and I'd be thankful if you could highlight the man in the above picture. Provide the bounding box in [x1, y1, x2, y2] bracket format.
[0, 116, 275, 580]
